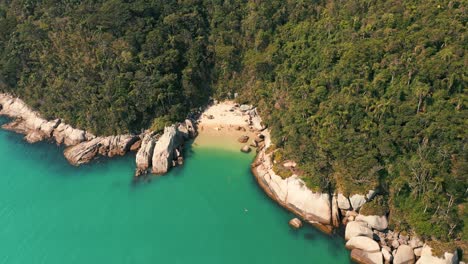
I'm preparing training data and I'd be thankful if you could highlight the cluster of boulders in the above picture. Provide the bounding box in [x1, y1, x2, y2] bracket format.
[64, 135, 140, 165]
[250, 123, 462, 264]
[0, 94, 95, 145]
[0, 93, 197, 177]
[135, 120, 196, 176]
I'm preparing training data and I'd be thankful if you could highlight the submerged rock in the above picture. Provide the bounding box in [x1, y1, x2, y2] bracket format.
[289, 218, 303, 229]
[241, 145, 251, 153]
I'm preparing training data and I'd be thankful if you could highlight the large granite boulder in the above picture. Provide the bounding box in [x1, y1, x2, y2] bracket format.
[338, 193, 352, 210]
[346, 236, 381, 252]
[416, 245, 458, 264]
[253, 150, 331, 225]
[394, 245, 415, 264]
[382, 247, 393, 264]
[135, 133, 157, 176]
[345, 221, 373, 240]
[283, 176, 331, 224]
[350, 194, 367, 211]
[351, 249, 383, 264]
[347, 236, 383, 264]
[356, 215, 388, 231]
[151, 125, 183, 174]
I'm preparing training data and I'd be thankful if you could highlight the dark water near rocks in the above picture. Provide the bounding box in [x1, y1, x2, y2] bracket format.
[0, 117, 351, 264]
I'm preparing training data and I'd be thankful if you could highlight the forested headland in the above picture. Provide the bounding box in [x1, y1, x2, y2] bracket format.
[0, 0, 466, 252]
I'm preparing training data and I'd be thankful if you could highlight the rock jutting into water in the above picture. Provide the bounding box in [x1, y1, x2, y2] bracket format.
[0, 93, 197, 177]
[248, 111, 461, 263]
[64, 135, 139, 165]
[289, 218, 303, 229]
[0, 94, 94, 145]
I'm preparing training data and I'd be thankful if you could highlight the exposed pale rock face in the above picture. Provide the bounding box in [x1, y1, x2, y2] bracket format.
[252, 147, 331, 224]
[356, 215, 388, 231]
[151, 125, 183, 174]
[345, 221, 373, 240]
[241, 145, 251, 153]
[53, 123, 94, 146]
[416, 245, 458, 264]
[248, 108, 266, 130]
[367, 190, 377, 200]
[239, 104, 253, 112]
[346, 236, 381, 252]
[393, 245, 415, 264]
[135, 133, 157, 176]
[414, 247, 422, 257]
[338, 193, 352, 210]
[64, 135, 138, 165]
[177, 119, 197, 139]
[382, 247, 393, 264]
[351, 249, 383, 264]
[347, 237, 383, 264]
[0, 94, 94, 146]
[350, 194, 367, 211]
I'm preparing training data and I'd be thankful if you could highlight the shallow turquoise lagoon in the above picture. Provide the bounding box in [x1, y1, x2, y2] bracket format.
[0, 117, 351, 264]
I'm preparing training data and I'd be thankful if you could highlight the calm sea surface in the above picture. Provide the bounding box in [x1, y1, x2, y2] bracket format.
[0, 117, 351, 264]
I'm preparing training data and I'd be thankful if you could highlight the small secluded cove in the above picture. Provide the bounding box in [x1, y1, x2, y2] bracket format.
[0, 116, 351, 264]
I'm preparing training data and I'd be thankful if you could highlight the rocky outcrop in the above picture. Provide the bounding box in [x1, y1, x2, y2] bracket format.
[355, 215, 388, 231]
[0, 93, 197, 176]
[338, 193, 352, 210]
[394, 245, 415, 264]
[346, 236, 381, 252]
[0, 94, 94, 146]
[345, 221, 373, 240]
[64, 135, 138, 165]
[53, 123, 94, 146]
[251, 131, 331, 228]
[247, 108, 266, 131]
[289, 218, 302, 229]
[135, 133, 158, 176]
[241, 145, 251, 153]
[416, 245, 459, 264]
[134, 120, 196, 177]
[351, 249, 383, 264]
[347, 236, 383, 264]
[151, 125, 184, 174]
[350, 194, 367, 211]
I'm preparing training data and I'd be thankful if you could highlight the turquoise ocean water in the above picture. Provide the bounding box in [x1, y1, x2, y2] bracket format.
[0, 117, 351, 264]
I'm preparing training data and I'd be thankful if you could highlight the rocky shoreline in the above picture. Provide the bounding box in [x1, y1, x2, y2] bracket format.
[0, 93, 196, 177]
[0, 93, 462, 264]
[250, 128, 461, 264]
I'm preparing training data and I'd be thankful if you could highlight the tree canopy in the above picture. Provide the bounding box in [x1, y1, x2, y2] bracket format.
[0, 0, 466, 245]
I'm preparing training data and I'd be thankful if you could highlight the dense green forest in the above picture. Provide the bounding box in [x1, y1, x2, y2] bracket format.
[0, 0, 466, 247]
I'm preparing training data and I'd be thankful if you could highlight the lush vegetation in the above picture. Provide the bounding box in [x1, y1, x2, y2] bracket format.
[0, 0, 466, 246]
